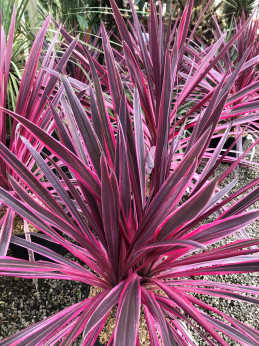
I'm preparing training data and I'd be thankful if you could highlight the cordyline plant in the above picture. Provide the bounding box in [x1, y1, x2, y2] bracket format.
[54, 0, 259, 167]
[187, 13, 259, 136]
[0, 2, 259, 345]
[0, 12, 80, 255]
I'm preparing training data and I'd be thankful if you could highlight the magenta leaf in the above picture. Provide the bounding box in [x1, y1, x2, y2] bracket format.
[114, 274, 141, 346]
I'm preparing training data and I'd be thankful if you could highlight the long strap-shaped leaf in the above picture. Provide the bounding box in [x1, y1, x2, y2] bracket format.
[0, 208, 14, 256]
[101, 155, 120, 278]
[142, 288, 174, 345]
[0, 188, 102, 266]
[44, 155, 106, 247]
[130, 128, 212, 252]
[143, 305, 160, 346]
[81, 282, 124, 340]
[113, 274, 141, 346]
[174, 11, 255, 115]
[1, 109, 101, 199]
[110, 0, 135, 55]
[134, 89, 145, 207]
[117, 120, 131, 227]
[188, 293, 259, 345]
[61, 75, 103, 177]
[153, 280, 227, 345]
[13, 140, 101, 254]
[83, 46, 116, 165]
[156, 178, 217, 241]
[119, 94, 144, 222]
[48, 97, 75, 153]
[0, 142, 71, 222]
[15, 16, 50, 116]
[154, 239, 259, 277]
[101, 23, 123, 117]
[184, 211, 259, 245]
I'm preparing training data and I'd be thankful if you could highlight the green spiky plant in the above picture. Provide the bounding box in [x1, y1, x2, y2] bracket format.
[222, 0, 257, 22]
[38, 0, 126, 34]
[0, 0, 33, 114]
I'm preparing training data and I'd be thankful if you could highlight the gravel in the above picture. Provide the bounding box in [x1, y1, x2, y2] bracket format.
[0, 276, 90, 342]
[0, 140, 258, 345]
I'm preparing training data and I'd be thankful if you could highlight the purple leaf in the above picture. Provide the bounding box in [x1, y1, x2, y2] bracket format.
[114, 274, 141, 346]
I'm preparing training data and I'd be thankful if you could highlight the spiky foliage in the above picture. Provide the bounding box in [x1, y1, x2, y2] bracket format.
[176, 0, 225, 44]
[38, 0, 126, 33]
[222, 0, 257, 22]
[104, 0, 259, 167]
[0, 0, 34, 112]
[0, 15, 79, 256]
[187, 14, 259, 139]
[0, 1, 259, 344]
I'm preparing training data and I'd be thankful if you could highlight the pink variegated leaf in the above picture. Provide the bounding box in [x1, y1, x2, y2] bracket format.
[187, 291, 259, 345]
[202, 311, 259, 346]
[89, 85, 106, 152]
[183, 286, 259, 305]
[0, 209, 15, 256]
[153, 280, 227, 345]
[220, 186, 259, 218]
[14, 16, 50, 116]
[156, 178, 217, 241]
[61, 75, 103, 177]
[82, 282, 124, 340]
[122, 41, 156, 139]
[116, 101, 131, 226]
[227, 81, 259, 105]
[145, 289, 182, 345]
[0, 142, 74, 224]
[20, 136, 97, 241]
[43, 155, 105, 245]
[134, 89, 146, 207]
[167, 259, 259, 278]
[101, 23, 122, 116]
[129, 0, 154, 104]
[101, 155, 120, 275]
[114, 274, 141, 346]
[0, 188, 100, 261]
[142, 289, 173, 345]
[82, 46, 116, 164]
[48, 97, 75, 153]
[119, 93, 144, 222]
[156, 294, 218, 344]
[149, 0, 161, 109]
[61, 292, 110, 345]
[135, 239, 206, 255]
[131, 127, 213, 250]
[110, 0, 135, 55]
[82, 318, 108, 346]
[143, 305, 160, 346]
[0, 257, 89, 278]
[1, 109, 101, 198]
[184, 211, 259, 245]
